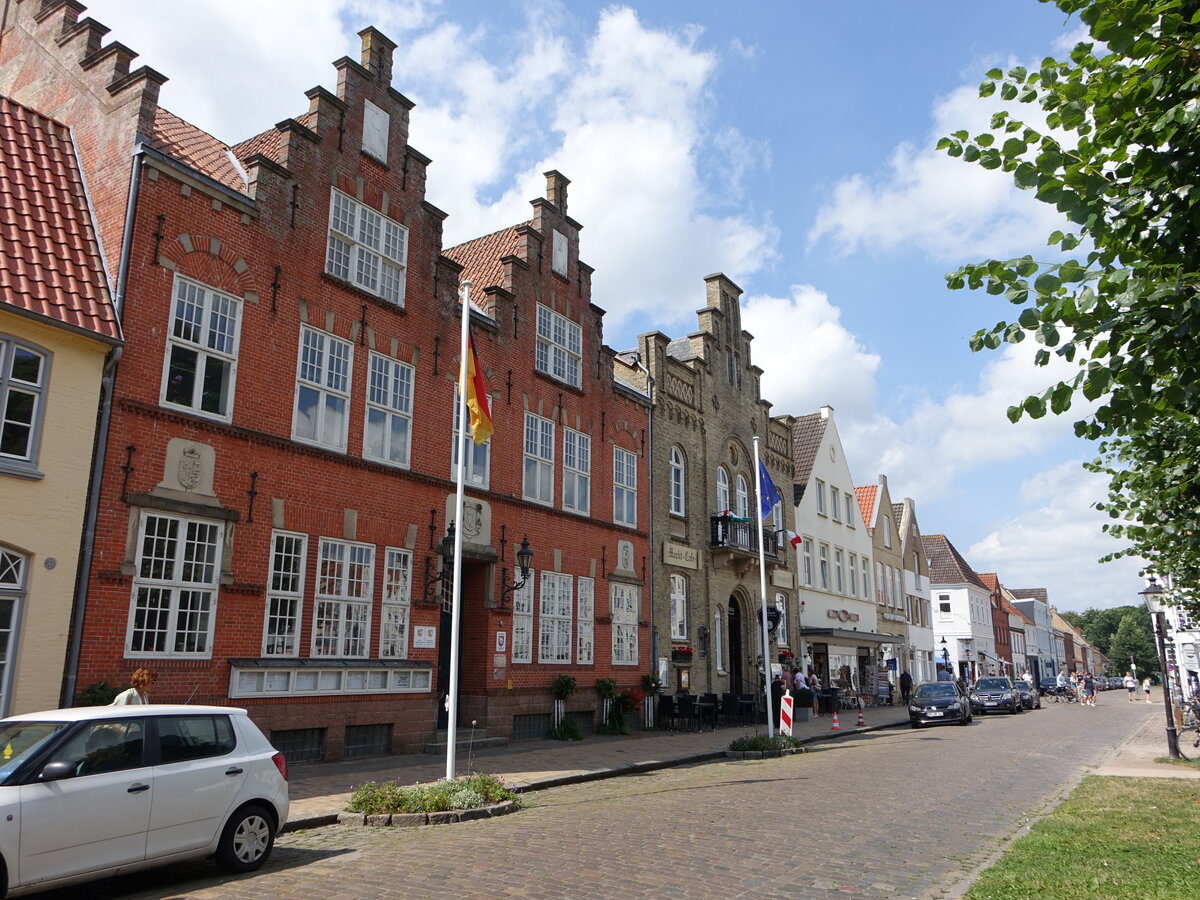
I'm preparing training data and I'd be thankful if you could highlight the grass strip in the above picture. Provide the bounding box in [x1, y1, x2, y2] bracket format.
[967, 776, 1200, 900]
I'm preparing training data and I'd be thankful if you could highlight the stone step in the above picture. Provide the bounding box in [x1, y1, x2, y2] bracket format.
[422, 729, 508, 754]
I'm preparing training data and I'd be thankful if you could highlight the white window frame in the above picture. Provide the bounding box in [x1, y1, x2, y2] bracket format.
[293, 325, 352, 451]
[577, 576, 594, 665]
[364, 352, 413, 468]
[127, 513, 223, 659]
[939, 594, 952, 621]
[511, 569, 534, 664]
[452, 390, 490, 489]
[263, 530, 306, 656]
[714, 608, 725, 673]
[614, 446, 637, 527]
[379, 548, 412, 658]
[815, 480, 827, 515]
[325, 187, 408, 305]
[862, 557, 871, 599]
[802, 538, 814, 586]
[735, 474, 749, 519]
[312, 538, 374, 658]
[845, 493, 855, 527]
[876, 562, 886, 604]
[231, 665, 432, 698]
[849, 553, 858, 597]
[523, 412, 555, 505]
[830, 486, 841, 522]
[563, 427, 591, 515]
[834, 549, 845, 594]
[883, 515, 893, 547]
[611, 582, 639, 666]
[775, 593, 788, 646]
[0, 336, 48, 473]
[161, 275, 241, 421]
[818, 544, 830, 590]
[670, 574, 688, 640]
[538, 572, 572, 664]
[0, 547, 27, 714]
[362, 98, 390, 162]
[668, 446, 685, 516]
[535, 304, 581, 387]
[716, 466, 730, 514]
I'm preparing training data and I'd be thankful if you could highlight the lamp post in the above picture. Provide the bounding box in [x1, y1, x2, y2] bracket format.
[499, 537, 534, 609]
[1141, 576, 1180, 759]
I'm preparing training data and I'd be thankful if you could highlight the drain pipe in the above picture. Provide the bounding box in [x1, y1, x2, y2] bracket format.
[632, 346, 655, 683]
[61, 144, 144, 706]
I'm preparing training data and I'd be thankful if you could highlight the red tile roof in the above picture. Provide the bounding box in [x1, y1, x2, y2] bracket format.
[978, 572, 1000, 591]
[232, 112, 318, 164]
[444, 226, 525, 314]
[854, 484, 877, 529]
[0, 95, 120, 343]
[148, 108, 247, 193]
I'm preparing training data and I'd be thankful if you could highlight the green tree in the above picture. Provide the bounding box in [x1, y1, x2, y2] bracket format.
[1107, 612, 1159, 676]
[1061, 604, 1143, 656]
[940, 0, 1200, 610]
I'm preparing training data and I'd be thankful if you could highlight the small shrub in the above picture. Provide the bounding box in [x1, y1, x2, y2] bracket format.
[728, 734, 802, 752]
[594, 677, 618, 701]
[346, 772, 519, 815]
[641, 672, 663, 693]
[546, 717, 583, 741]
[551, 674, 577, 701]
[74, 681, 120, 707]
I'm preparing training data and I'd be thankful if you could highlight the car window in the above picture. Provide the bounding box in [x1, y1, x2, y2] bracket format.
[157, 715, 236, 763]
[914, 684, 957, 699]
[0, 721, 71, 781]
[49, 719, 146, 777]
[976, 679, 1010, 690]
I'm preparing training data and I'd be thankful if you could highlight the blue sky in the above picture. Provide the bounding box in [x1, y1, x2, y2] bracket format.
[86, 0, 1144, 610]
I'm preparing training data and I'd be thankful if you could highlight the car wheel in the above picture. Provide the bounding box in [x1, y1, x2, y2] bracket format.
[216, 803, 276, 873]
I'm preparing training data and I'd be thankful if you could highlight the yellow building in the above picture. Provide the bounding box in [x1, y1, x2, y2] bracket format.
[0, 95, 121, 714]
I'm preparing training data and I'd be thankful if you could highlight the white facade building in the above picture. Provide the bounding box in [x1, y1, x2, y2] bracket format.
[923, 534, 995, 683]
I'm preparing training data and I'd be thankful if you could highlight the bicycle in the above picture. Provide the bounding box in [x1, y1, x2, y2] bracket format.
[1175, 700, 1200, 761]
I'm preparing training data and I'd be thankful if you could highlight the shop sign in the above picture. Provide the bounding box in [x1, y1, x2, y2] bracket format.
[662, 542, 699, 569]
[413, 626, 436, 649]
[827, 609, 861, 623]
[771, 569, 794, 588]
[881, 612, 907, 623]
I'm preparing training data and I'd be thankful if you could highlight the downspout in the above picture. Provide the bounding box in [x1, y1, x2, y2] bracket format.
[635, 349, 655, 680]
[61, 144, 144, 706]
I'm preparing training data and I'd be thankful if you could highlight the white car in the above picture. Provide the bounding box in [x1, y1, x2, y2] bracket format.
[0, 704, 289, 897]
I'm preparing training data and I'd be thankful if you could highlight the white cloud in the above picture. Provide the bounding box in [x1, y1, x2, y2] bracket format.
[969, 461, 1145, 611]
[743, 285, 880, 420]
[808, 82, 1065, 262]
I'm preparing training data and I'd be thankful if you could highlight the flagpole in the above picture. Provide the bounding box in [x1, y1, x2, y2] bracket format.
[753, 436, 775, 738]
[446, 281, 473, 781]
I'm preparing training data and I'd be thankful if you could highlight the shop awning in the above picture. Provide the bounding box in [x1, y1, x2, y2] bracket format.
[800, 627, 897, 645]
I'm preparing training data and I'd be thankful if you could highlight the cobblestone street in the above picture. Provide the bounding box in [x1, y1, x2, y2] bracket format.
[41, 701, 1165, 900]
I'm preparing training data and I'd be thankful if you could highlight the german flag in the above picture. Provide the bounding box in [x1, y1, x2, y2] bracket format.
[464, 333, 493, 444]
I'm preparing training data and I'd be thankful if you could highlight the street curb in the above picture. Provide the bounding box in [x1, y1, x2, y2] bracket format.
[281, 718, 909, 831]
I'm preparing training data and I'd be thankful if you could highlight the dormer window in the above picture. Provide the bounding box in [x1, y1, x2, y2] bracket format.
[552, 229, 568, 276]
[362, 99, 389, 162]
[325, 188, 407, 306]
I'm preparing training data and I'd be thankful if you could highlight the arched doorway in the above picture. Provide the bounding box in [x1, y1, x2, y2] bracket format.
[727, 597, 744, 694]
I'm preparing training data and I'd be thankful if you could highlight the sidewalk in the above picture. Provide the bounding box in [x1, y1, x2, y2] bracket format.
[1092, 710, 1200, 780]
[283, 706, 907, 830]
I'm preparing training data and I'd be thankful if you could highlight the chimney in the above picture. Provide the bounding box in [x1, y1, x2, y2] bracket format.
[358, 27, 396, 83]
[545, 170, 569, 213]
[819, 405, 834, 420]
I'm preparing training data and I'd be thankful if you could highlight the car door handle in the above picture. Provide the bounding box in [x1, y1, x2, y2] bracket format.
[127, 783, 150, 793]
[225, 767, 244, 776]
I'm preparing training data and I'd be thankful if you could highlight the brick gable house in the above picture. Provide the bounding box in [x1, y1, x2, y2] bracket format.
[1, 1, 646, 758]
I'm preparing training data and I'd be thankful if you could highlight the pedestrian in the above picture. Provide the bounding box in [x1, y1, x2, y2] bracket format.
[809, 670, 822, 717]
[1022, 670, 1034, 689]
[899, 670, 913, 705]
[1123, 671, 1137, 702]
[1055, 668, 1068, 702]
[110, 667, 156, 705]
[937, 665, 952, 682]
[1083, 671, 1096, 707]
[793, 667, 808, 691]
[781, 667, 794, 691]
[1143, 675, 1153, 703]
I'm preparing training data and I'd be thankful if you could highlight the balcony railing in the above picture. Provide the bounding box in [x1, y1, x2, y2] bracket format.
[710, 514, 779, 558]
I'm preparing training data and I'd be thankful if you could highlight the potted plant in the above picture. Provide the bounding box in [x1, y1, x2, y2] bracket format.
[791, 687, 814, 723]
[671, 644, 694, 663]
[778, 649, 796, 665]
[550, 675, 577, 729]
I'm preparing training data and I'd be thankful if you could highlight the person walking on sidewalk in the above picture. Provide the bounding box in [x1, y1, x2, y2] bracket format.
[1082, 671, 1096, 707]
[1143, 676, 1154, 703]
[1055, 668, 1068, 702]
[1124, 671, 1137, 701]
[899, 670, 913, 705]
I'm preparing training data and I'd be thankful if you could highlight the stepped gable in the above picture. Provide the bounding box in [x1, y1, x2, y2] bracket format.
[444, 225, 524, 311]
[921, 534, 989, 590]
[0, 94, 120, 342]
[855, 484, 877, 528]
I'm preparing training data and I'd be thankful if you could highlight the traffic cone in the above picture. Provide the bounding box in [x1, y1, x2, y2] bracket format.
[830, 711, 840, 731]
[856, 709, 865, 727]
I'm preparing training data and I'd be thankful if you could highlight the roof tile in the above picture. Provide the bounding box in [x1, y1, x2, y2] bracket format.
[920, 534, 988, 591]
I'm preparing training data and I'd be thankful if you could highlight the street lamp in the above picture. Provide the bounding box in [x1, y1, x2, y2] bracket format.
[499, 536, 533, 609]
[1140, 576, 1180, 759]
[422, 523, 457, 604]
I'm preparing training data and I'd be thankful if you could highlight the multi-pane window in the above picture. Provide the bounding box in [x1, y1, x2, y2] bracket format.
[364, 353, 413, 467]
[535, 304, 581, 387]
[714, 609, 724, 672]
[845, 493, 855, 526]
[563, 427, 591, 514]
[612, 583, 639, 665]
[325, 188, 408, 305]
[834, 549, 845, 594]
[818, 544, 830, 590]
[523, 413, 555, 505]
[379, 548, 411, 658]
[0, 337, 47, 466]
[0, 547, 27, 714]
[128, 513, 223, 657]
[775, 593, 788, 646]
[815, 480, 827, 515]
[264, 531, 306, 656]
[511, 569, 534, 664]
[876, 562, 886, 604]
[862, 557, 871, 599]
[830, 487, 841, 522]
[670, 574, 688, 640]
[883, 515, 893, 547]
[162, 276, 240, 420]
[735, 474, 749, 519]
[577, 577, 594, 665]
[452, 390, 490, 488]
[538, 572, 572, 664]
[849, 552, 858, 596]
[802, 539, 814, 586]
[614, 447, 637, 527]
[939, 594, 952, 620]
[313, 539, 373, 657]
[885, 565, 894, 606]
[294, 326, 352, 450]
[716, 467, 730, 514]
[668, 447, 685, 516]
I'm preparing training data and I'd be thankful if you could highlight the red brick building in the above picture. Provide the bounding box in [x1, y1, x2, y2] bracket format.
[1, 1, 648, 760]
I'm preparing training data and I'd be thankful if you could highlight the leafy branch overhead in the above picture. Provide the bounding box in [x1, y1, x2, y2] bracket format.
[940, 0, 1200, 439]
